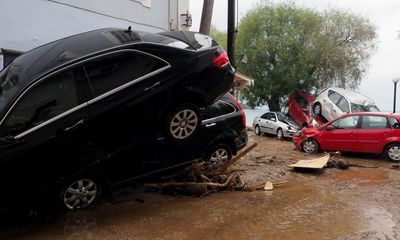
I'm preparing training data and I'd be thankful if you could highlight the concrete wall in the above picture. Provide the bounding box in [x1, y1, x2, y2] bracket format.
[0, 0, 190, 52]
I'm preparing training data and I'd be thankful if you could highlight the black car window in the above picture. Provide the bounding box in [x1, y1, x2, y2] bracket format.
[328, 90, 341, 104]
[2, 69, 81, 136]
[266, 113, 276, 121]
[336, 97, 350, 113]
[209, 101, 235, 118]
[84, 52, 167, 97]
[261, 113, 268, 119]
[389, 117, 399, 128]
[294, 94, 308, 109]
[361, 115, 388, 129]
[331, 115, 359, 129]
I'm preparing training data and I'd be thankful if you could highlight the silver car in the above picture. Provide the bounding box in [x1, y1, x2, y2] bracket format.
[253, 112, 299, 140]
[312, 88, 380, 121]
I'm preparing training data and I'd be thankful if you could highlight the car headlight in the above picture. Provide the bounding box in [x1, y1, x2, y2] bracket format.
[294, 130, 303, 137]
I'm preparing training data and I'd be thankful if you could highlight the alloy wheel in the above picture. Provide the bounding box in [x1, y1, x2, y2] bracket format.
[313, 103, 321, 116]
[303, 139, 318, 153]
[63, 179, 98, 210]
[169, 109, 198, 140]
[388, 145, 400, 161]
[277, 129, 284, 140]
[210, 148, 230, 163]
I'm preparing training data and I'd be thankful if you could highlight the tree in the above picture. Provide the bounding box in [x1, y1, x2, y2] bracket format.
[210, 26, 227, 50]
[236, 3, 377, 110]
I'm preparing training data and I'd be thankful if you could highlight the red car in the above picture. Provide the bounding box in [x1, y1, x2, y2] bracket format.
[293, 112, 400, 161]
[286, 91, 325, 128]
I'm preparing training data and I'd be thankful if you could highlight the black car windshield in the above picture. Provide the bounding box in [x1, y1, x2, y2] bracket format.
[351, 103, 380, 112]
[0, 65, 22, 116]
[276, 112, 296, 125]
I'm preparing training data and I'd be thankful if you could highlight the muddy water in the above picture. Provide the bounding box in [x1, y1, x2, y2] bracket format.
[2, 133, 400, 239]
[1, 180, 378, 240]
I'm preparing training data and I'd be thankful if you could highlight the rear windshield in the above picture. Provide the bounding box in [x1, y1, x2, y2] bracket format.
[351, 103, 380, 112]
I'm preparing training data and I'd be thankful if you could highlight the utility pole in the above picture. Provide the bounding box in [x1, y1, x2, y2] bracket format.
[227, 0, 236, 67]
[199, 0, 214, 35]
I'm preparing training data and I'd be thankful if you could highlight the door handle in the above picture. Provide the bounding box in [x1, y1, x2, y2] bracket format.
[206, 123, 216, 127]
[64, 119, 85, 132]
[144, 82, 161, 91]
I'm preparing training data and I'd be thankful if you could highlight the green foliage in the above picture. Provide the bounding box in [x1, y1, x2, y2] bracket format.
[210, 25, 227, 50]
[236, 3, 376, 110]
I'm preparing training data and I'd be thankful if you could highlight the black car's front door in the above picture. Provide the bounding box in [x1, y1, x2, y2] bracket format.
[0, 67, 93, 206]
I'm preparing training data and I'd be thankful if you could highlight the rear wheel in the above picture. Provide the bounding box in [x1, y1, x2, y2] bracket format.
[385, 143, 400, 162]
[302, 139, 319, 154]
[277, 128, 284, 140]
[165, 103, 201, 142]
[313, 103, 322, 116]
[255, 125, 261, 135]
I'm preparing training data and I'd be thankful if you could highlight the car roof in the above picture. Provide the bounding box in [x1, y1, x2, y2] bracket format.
[337, 112, 400, 119]
[4, 28, 198, 90]
[327, 88, 376, 106]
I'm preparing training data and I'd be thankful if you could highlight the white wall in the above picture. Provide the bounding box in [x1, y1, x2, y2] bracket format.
[0, 0, 189, 52]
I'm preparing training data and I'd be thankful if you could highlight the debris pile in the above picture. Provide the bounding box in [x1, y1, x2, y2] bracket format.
[145, 143, 259, 196]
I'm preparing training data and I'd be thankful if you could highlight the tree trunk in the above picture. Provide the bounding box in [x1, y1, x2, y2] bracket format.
[199, 0, 214, 35]
[268, 97, 281, 111]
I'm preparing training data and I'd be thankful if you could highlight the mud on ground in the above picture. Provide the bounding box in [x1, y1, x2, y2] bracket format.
[1, 130, 400, 240]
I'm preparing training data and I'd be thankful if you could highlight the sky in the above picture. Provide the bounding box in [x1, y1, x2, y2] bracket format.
[190, 0, 400, 112]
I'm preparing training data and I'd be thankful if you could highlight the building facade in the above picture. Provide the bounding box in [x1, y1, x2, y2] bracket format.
[0, 0, 191, 68]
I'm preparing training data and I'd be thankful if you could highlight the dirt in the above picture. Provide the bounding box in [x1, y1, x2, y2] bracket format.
[2, 130, 400, 240]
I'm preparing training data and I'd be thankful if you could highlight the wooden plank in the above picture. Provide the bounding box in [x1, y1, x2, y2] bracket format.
[288, 154, 330, 169]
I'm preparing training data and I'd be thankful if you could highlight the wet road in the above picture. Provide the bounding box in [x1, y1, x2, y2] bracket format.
[1, 132, 400, 239]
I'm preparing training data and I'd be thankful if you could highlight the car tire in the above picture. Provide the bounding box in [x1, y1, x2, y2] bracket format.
[384, 143, 400, 162]
[61, 177, 101, 210]
[277, 128, 284, 140]
[313, 103, 322, 116]
[165, 103, 201, 142]
[255, 125, 261, 136]
[302, 138, 319, 154]
[207, 144, 232, 166]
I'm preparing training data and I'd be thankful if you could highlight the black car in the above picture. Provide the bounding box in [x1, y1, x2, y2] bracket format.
[0, 28, 235, 211]
[156, 93, 248, 168]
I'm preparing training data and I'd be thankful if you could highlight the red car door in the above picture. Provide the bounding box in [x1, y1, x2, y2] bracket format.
[355, 115, 390, 153]
[319, 115, 360, 152]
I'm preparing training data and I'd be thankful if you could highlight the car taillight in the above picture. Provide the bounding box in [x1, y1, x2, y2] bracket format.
[229, 93, 246, 126]
[214, 51, 230, 68]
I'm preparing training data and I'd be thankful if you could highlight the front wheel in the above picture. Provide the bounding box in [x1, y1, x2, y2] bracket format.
[313, 103, 322, 116]
[61, 178, 101, 210]
[165, 103, 201, 142]
[385, 143, 400, 162]
[302, 139, 319, 154]
[277, 128, 284, 140]
[208, 144, 232, 166]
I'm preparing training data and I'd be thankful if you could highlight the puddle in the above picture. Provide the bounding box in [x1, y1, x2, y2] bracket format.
[331, 168, 387, 185]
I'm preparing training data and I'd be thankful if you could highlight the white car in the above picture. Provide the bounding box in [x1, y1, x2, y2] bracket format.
[253, 112, 299, 140]
[312, 88, 380, 121]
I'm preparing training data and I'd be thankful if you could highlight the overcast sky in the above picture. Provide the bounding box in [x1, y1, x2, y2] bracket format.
[190, 0, 400, 112]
